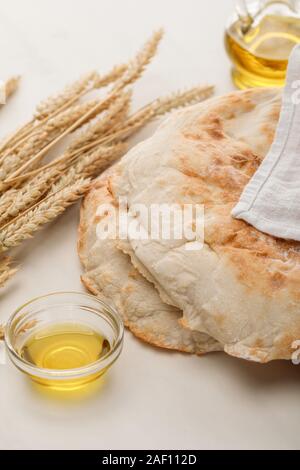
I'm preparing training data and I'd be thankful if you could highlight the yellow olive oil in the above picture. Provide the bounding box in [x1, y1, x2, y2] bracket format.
[20, 323, 110, 390]
[225, 14, 300, 89]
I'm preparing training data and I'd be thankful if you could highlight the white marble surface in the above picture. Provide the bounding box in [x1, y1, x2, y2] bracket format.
[0, 0, 299, 451]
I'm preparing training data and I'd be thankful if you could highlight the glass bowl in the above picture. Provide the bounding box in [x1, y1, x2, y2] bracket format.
[4, 292, 124, 391]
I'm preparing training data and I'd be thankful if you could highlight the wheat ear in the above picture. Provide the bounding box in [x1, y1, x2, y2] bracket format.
[4, 76, 20, 100]
[3, 31, 162, 183]
[0, 256, 18, 289]
[7, 83, 214, 184]
[35, 71, 97, 121]
[52, 143, 127, 193]
[0, 66, 126, 156]
[1, 100, 100, 178]
[94, 64, 127, 88]
[0, 167, 60, 225]
[64, 84, 215, 156]
[69, 90, 131, 152]
[0, 73, 96, 156]
[0, 178, 90, 252]
[112, 29, 163, 93]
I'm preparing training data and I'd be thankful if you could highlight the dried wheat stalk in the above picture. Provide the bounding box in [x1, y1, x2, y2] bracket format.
[35, 72, 97, 121]
[0, 77, 20, 156]
[94, 64, 127, 89]
[0, 178, 90, 251]
[0, 143, 113, 220]
[0, 64, 125, 156]
[0, 82, 213, 233]
[69, 90, 131, 152]
[64, 84, 215, 158]
[5, 83, 214, 186]
[0, 167, 60, 224]
[51, 143, 127, 194]
[0, 256, 18, 287]
[0, 30, 162, 185]
[2, 30, 163, 184]
[1, 100, 101, 179]
[4, 76, 20, 100]
[113, 29, 163, 92]
[0, 30, 214, 295]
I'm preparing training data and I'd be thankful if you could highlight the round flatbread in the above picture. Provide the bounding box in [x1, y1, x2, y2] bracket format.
[109, 88, 300, 363]
[78, 171, 221, 354]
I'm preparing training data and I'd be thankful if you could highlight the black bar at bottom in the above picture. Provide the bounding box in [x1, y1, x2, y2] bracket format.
[0, 449, 297, 464]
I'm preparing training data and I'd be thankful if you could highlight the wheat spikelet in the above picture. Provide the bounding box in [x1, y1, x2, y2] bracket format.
[0, 154, 23, 181]
[4, 82, 214, 187]
[18, 101, 130, 180]
[13, 84, 213, 181]
[0, 66, 124, 156]
[50, 143, 126, 193]
[0, 31, 160, 160]
[65, 143, 128, 188]
[69, 91, 131, 152]
[65, 107, 155, 155]
[4, 76, 20, 100]
[0, 188, 18, 216]
[18, 320, 38, 334]
[0, 122, 34, 161]
[3, 31, 163, 183]
[34, 63, 127, 123]
[0, 76, 95, 156]
[2, 150, 71, 186]
[2, 100, 104, 181]
[75, 143, 127, 176]
[48, 168, 80, 193]
[3, 100, 98, 162]
[26, 28, 162, 168]
[0, 32, 218, 301]
[0, 178, 90, 252]
[0, 318, 38, 337]
[104, 84, 215, 140]
[55, 108, 154, 159]
[4, 97, 118, 183]
[35, 71, 96, 120]
[42, 100, 99, 134]
[0, 77, 21, 153]
[6, 100, 100, 171]
[0, 132, 52, 180]
[0, 167, 60, 225]
[151, 84, 215, 116]
[0, 256, 18, 290]
[113, 29, 163, 92]
[94, 64, 127, 88]
[0, 73, 99, 155]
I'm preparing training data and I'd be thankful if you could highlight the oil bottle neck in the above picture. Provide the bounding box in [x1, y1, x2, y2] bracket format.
[236, 0, 300, 33]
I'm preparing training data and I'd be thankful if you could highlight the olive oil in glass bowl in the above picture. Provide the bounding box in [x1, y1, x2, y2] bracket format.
[5, 292, 124, 392]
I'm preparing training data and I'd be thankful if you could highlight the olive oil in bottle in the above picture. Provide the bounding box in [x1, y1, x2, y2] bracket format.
[225, 13, 300, 89]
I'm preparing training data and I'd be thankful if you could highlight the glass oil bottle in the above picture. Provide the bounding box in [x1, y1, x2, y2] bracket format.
[225, 0, 300, 88]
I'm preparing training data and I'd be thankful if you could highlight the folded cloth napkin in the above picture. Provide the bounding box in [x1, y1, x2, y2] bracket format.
[232, 44, 300, 241]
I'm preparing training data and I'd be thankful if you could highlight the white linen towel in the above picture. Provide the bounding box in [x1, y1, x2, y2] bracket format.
[232, 44, 300, 241]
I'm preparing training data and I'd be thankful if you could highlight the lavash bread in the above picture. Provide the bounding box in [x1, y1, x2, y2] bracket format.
[78, 171, 221, 354]
[109, 88, 300, 363]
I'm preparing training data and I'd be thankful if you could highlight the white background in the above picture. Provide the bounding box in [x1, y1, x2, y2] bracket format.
[0, 0, 299, 451]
